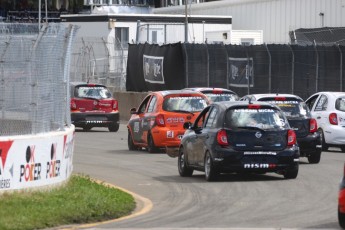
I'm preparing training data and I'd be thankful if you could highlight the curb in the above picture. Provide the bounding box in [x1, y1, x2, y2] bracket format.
[56, 178, 153, 230]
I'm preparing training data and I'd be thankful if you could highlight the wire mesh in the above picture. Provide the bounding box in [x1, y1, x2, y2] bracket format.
[0, 23, 78, 136]
[69, 36, 127, 91]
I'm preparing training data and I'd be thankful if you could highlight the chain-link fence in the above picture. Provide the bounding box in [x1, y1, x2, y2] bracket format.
[70, 37, 127, 92]
[0, 23, 78, 136]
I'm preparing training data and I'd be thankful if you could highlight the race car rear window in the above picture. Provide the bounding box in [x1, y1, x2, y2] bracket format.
[225, 107, 289, 130]
[260, 99, 310, 118]
[75, 86, 112, 99]
[335, 97, 345, 112]
[163, 96, 208, 112]
[203, 93, 238, 102]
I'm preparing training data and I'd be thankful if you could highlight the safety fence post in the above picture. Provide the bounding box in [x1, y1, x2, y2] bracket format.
[265, 43, 272, 93]
[313, 41, 319, 93]
[338, 45, 343, 91]
[288, 44, 295, 94]
[182, 43, 189, 87]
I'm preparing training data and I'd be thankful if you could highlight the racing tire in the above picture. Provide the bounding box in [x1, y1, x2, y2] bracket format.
[320, 129, 329, 151]
[307, 150, 321, 164]
[147, 133, 159, 153]
[178, 147, 193, 177]
[128, 130, 138, 151]
[283, 165, 299, 179]
[339, 209, 345, 229]
[204, 151, 219, 182]
[108, 123, 119, 132]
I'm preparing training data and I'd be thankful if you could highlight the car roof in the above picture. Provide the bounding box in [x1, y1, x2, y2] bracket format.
[155, 90, 207, 97]
[70, 82, 107, 87]
[244, 93, 303, 101]
[313, 91, 345, 97]
[212, 100, 280, 110]
[183, 87, 237, 94]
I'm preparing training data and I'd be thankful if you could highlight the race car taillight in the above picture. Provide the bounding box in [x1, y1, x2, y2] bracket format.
[275, 97, 286, 101]
[287, 129, 297, 146]
[112, 99, 118, 110]
[248, 104, 261, 109]
[329, 113, 338, 125]
[309, 118, 318, 133]
[155, 114, 165, 127]
[217, 129, 229, 147]
[212, 89, 223, 94]
[70, 99, 77, 110]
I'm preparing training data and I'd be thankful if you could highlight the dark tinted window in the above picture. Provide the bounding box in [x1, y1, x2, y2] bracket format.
[335, 97, 345, 112]
[163, 96, 208, 112]
[75, 86, 112, 99]
[225, 107, 289, 130]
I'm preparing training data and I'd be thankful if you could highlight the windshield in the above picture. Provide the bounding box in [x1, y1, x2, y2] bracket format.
[225, 107, 289, 130]
[262, 100, 310, 118]
[163, 96, 208, 112]
[335, 97, 345, 112]
[204, 93, 238, 102]
[75, 86, 112, 99]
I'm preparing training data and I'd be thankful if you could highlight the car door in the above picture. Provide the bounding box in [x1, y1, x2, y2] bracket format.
[196, 106, 219, 167]
[185, 106, 211, 165]
[129, 95, 152, 143]
[310, 94, 328, 130]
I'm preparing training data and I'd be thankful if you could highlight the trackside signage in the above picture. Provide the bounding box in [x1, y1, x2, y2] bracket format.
[143, 55, 165, 84]
[0, 126, 75, 191]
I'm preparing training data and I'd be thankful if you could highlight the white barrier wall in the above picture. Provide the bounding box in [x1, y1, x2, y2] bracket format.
[0, 125, 75, 191]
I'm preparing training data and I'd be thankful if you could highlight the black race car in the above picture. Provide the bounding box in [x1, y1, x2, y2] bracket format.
[240, 94, 322, 164]
[178, 101, 300, 181]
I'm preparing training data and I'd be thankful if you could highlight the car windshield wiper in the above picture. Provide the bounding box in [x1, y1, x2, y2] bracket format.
[236, 126, 265, 132]
[170, 110, 195, 115]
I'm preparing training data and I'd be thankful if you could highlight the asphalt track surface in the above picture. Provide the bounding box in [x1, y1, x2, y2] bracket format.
[60, 122, 344, 230]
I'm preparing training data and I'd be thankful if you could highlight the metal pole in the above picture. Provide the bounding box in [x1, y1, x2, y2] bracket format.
[338, 45, 343, 91]
[202, 21, 205, 43]
[264, 43, 271, 93]
[288, 44, 295, 94]
[314, 41, 319, 93]
[45, 0, 48, 24]
[136, 20, 140, 44]
[39, 0, 41, 29]
[185, 0, 188, 43]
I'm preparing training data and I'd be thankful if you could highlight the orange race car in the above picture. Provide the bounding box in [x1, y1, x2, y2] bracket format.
[127, 90, 210, 153]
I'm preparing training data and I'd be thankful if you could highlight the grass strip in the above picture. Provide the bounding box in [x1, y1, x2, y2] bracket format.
[0, 174, 136, 230]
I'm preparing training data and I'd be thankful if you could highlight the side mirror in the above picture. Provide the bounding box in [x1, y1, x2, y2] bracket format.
[130, 108, 137, 114]
[183, 122, 192, 129]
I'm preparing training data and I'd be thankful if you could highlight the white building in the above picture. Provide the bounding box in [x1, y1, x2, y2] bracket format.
[153, 0, 345, 44]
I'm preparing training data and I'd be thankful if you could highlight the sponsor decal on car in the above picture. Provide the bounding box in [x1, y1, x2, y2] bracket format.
[234, 109, 275, 113]
[244, 151, 277, 155]
[244, 163, 277, 169]
[167, 130, 174, 138]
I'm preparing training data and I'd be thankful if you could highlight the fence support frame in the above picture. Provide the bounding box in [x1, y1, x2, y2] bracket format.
[265, 43, 272, 93]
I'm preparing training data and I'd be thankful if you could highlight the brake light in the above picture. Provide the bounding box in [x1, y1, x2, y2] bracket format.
[70, 99, 77, 110]
[212, 89, 223, 94]
[179, 94, 192, 97]
[309, 118, 318, 133]
[155, 114, 165, 127]
[113, 99, 118, 110]
[217, 129, 229, 147]
[329, 113, 338, 125]
[275, 97, 286, 101]
[87, 84, 96, 86]
[287, 130, 296, 146]
[248, 104, 261, 109]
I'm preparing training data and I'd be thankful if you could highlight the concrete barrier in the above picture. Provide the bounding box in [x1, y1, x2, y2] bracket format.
[0, 125, 75, 192]
[112, 91, 148, 122]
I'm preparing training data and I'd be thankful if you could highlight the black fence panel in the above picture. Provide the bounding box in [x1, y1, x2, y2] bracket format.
[290, 45, 317, 100]
[267, 44, 293, 94]
[317, 45, 342, 92]
[126, 42, 184, 92]
[246, 45, 270, 95]
[183, 43, 209, 87]
[224, 45, 249, 97]
[126, 43, 146, 92]
[207, 44, 228, 88]
[126, 43, 345, 99]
